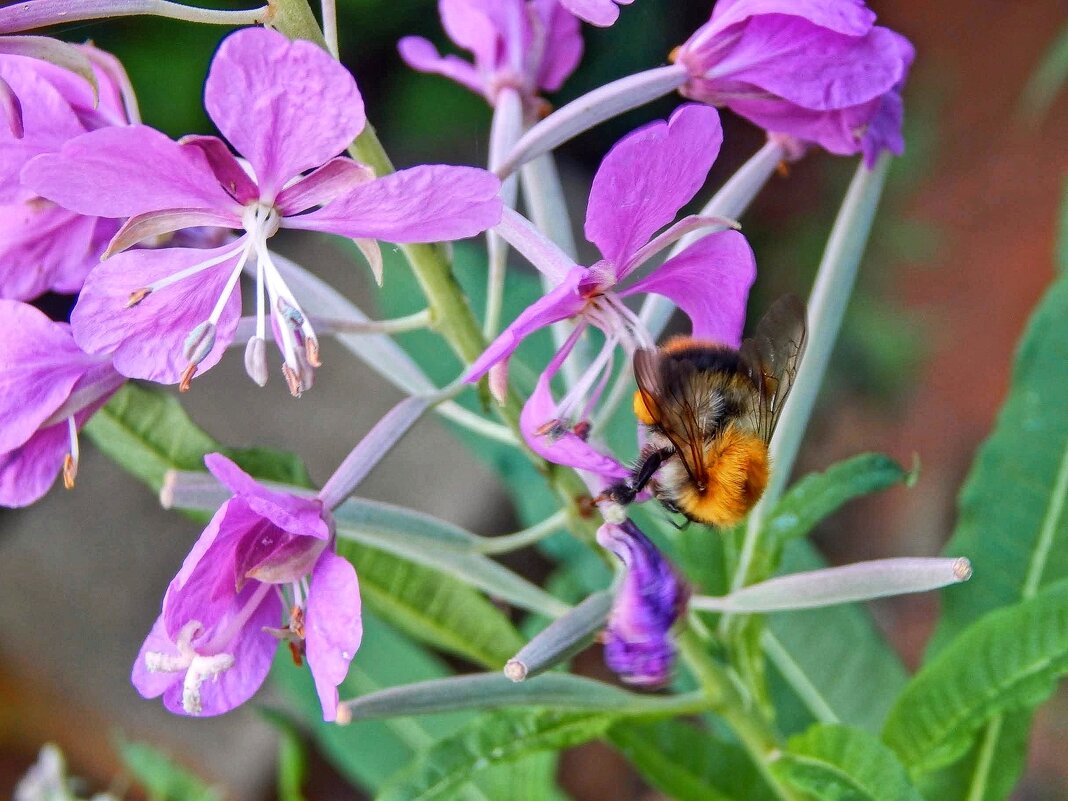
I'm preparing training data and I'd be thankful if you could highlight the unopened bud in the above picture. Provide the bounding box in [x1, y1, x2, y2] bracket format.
[183, 321, 216, 365]
[244, 337, 269, 387]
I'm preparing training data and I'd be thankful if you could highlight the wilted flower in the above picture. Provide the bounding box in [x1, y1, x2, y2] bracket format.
[0, 300, 124, 508]
[674, 0, 914, 164]
[467, 104, 755, 477]
[24, 26, 502, 394]
[0, 43, 134, 300]
[399, 0, 583, 116]
[598, 517, 687, 686]
[133, 454, 360, 721]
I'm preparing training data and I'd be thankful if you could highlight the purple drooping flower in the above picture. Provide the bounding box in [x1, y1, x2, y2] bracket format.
[0, 43, 134, 300]
[466, 104, 755, 478]
[598, 518, 687, 686]
[399, 0, 583, 115]
[674, 0, 914, 165]
[0, 300, 124, 507]
[133, 454, 361, 721]
[24, 26, 502, 394]
[559, 0, 632, 27]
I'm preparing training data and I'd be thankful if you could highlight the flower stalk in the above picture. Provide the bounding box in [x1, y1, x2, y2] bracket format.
[0, 0, 271, 32]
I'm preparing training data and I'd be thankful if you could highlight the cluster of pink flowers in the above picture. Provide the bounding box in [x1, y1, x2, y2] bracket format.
[1, 0, 913, 716]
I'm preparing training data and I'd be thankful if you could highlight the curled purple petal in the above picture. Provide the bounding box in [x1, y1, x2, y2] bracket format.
[598, 519, 687, 687]
[560, 0, 632, 27]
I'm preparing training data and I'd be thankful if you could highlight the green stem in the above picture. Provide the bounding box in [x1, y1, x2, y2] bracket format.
[676, 628, 801, 801]
[965, 715, 1003, 801]
[268, 0, 326, 47]
[476, 509, 569, 554]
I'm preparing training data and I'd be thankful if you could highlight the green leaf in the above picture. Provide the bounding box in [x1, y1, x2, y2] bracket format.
[773, 724, 922, 801]
[85, 383, 312, 492]
[333, 499, 570, 617]
[930, 275, 1068, 651]
[883, 578, 1068, 773]
[608, 719, 776, 801]
[336, 538, 525, 668]
[377, 709, 618, 801]
[913, 712, 1032, 801]
[765, 541, 908, 734]
[763, 453, 910, 551]
[116, 740, 222, 801]
[341, 673, 706, 721]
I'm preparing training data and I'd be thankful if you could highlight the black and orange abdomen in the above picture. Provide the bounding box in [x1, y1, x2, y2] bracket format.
[671, 424, 769, 527]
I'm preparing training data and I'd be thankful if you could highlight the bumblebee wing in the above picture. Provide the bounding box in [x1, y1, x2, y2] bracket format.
[633, 348, 710, 488]
[738, 294, 807, 443]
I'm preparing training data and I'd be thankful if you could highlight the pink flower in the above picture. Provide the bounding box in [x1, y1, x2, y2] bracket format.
[467, 104, 755, 478]
[133, 454, 360, 721]
[24, 27, 502, 394]
[0, 300, 124, 507]
[399, 0, 582, 115]
[675, 0, 914, 164]
[0, 43, 134, 300]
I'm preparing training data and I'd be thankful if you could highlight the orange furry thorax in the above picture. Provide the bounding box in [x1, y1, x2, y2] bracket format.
[668, 424, 769, 528]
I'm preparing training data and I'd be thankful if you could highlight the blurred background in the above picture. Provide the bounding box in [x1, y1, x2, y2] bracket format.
[1, 0, 1066, 798]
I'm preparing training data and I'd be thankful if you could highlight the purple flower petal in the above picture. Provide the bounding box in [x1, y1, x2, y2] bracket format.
[620, 230, 755, 347]
[439, 0, 501, 66]
[159, 593, 282, 717]
[204, 453, 331, 541]
[22, 125, 235, 218]
[707, 19, 907, 111]
[533, 0, 583, 91]
[397, 37, 485, 97]
[466, 267, 588, 381]
[70, 243, 243, 384]
[585, 104, 722, 270]
[861, 84, 905, 167]
[0, 203, 114, 299]
[275, 158, 375, 216]
[131, 615, 180, 700]
[106, 208, 239, 257]
[598, 519, 687, 687]
[560, 0, 632, 27]
[519, 332, 630, 479]
[708, 0, 875, 37]
[285, 165, 502, 243]
[0, 418, 69, 507]
[305, 551, 362, 722]
[0, 300, 95, 452]
[204, 28, 365, 198]
[179, 134, 259, 206]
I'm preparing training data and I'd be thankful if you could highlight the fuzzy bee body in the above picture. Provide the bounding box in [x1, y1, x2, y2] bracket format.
[608, 296, 807, 528]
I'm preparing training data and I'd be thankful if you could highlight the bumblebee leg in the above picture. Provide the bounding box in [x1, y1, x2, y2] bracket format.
[631, 447, 674, 495]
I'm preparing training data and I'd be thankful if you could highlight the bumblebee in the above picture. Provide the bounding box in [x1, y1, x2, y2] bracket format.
[605, 295, 807, 527]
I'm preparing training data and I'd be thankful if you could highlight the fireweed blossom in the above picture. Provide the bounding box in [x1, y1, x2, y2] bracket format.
[466, 104, 755, 476]
[0, 300, 124, 507]
[673, 0, 915, 164]
[598, 517, 687, 686]
[133, 454, 360, 721]
[0, 44, 135, 300]
[497, 0, 913, 176]
[399, 0, 583, 116]
[24, 27, 502, 394]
